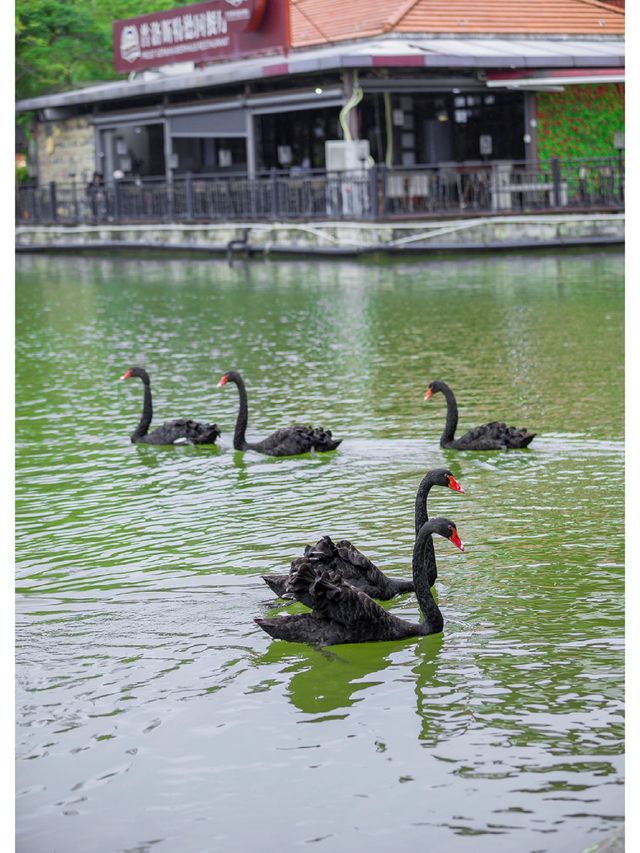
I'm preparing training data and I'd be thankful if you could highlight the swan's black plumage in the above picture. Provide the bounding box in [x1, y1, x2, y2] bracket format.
[425, 380, 535, 450]
[262, 536, 414, 605]
[119, 366, 220, 446]
[261, 468, 464, 600]
[255, 517, 463, 646]
[217, 371, 341, 457]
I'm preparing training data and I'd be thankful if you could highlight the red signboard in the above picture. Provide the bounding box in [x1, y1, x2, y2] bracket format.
[113, 0, 289, 73]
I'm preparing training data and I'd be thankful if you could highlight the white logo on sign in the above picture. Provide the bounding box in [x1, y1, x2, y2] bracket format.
[225, 0, 247, 6]
[120, 25, 141, 62]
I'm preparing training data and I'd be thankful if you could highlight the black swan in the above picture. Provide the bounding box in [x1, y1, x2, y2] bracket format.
[255, 517, 464, 646]
[217, 371, 341, 457]
[424, 380, 535, 450]
[119, 366, 220, 445]
[261, 467, 464, 601]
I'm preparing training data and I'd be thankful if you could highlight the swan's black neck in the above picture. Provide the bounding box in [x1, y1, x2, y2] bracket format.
[132, 372, 153, 441]
[438, 383, 459, 446]
[227, 372, 250, 450]
[414, 473, 437, 586]
[412, 522, 444, 635]
[414, 473, 434, 533]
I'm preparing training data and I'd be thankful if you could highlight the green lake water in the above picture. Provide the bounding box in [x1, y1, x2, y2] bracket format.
[15, 251, 624, 852]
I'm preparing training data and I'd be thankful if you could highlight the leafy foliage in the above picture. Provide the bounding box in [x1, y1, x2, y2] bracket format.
[536, 84, 625, 160]
[16, 0, 178, 100]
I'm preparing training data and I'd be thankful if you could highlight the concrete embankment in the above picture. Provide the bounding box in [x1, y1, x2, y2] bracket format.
[583, 824, 624, 853]
[15, 212, 624, 258]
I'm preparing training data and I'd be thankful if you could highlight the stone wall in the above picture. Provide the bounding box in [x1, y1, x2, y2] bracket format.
[35, 116, 96, 186]
[15, 214, 625, 256]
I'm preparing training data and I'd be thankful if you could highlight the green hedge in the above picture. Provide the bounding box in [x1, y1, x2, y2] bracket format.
[536, 83, 624, 160]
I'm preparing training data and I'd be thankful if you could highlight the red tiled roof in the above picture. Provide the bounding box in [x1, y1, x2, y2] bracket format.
[291, 0, 398, 45]
[291, 0, 625, 47]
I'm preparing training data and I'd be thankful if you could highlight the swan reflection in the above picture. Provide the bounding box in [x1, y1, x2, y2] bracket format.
[255, 639, 412, 715]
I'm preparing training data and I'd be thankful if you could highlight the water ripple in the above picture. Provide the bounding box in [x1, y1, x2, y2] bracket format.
[16, 253, 623, 853]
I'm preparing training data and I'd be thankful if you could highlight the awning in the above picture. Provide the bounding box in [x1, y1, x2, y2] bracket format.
[486, 67, 624, 89]
[16, 36, 624, 113]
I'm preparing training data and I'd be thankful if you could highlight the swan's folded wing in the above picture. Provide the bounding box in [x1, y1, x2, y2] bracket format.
[458, 422, 501, 443]
[461, 421, 534, 447]
[333, 539, 387, 586]
[302, 536, 383, 586]
[289, 561, 394, 629]
[181, 419, 220, 443]
[155, 418, 220, 445]
[283, 556, 322, 608]
[270, 427, 314, 452]
[257, 425, 340, 456]
[302, 535, 340, 569]
[506, 426, 536, 446]
[261, 573, 291, 597]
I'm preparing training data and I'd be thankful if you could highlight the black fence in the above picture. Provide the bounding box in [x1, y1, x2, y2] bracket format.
[16, 157, 624, 226]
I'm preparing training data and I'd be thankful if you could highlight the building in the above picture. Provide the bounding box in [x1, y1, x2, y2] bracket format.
[15, 0, 624, 215]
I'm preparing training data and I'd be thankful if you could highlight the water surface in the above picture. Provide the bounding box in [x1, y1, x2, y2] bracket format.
[16, 252, 624, 852]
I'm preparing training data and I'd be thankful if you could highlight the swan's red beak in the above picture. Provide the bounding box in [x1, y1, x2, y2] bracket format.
[217, 374, 229, 387]
[449, 530, 464, 551]
[119, 369, 133, 381]
[424, 388, 433, 401]
[447, 474, 464, 493]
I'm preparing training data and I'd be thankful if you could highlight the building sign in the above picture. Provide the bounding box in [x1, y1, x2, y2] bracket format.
[113, 0, 289, 72]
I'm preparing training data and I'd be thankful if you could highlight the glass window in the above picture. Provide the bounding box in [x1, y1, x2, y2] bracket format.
[256, 107, 341, 171]
[172, 137, 247, 173]
[102, 123, 166, 178]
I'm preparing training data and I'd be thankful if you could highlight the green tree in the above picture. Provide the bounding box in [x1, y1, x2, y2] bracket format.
[16, 0, 178, 101]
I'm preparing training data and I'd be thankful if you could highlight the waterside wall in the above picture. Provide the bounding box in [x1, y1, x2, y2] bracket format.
[15, 212, 624, 257]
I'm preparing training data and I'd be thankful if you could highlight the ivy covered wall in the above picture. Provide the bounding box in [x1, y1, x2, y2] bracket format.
[535, 83, 624, 160]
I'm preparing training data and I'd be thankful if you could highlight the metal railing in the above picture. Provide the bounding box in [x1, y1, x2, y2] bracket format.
[16, 157, 624, 226]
